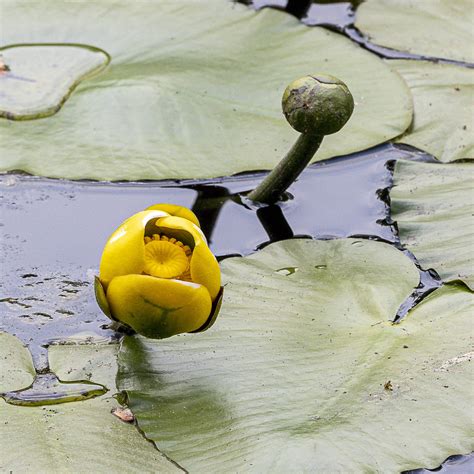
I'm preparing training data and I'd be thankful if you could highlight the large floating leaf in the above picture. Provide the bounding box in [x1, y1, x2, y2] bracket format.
[0, 1, 411, 180]
[356, 0, 474, 63]
[389, 61, 474, 162]
[0, 336, 183, 473]
[118, 238, 471, 472]
[391, 159, 474, 290]
[0, 44, 109, 120]
[0, 332, 35, 392]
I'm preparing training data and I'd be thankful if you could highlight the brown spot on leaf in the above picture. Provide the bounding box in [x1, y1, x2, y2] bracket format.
[0, 56, 10, 75]
[111, 407, 135, 423]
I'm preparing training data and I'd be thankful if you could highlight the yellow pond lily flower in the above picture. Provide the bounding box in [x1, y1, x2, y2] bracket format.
[95, 203, 223, 339]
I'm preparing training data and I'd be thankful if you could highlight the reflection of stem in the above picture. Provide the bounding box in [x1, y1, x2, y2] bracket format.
[285, 0, 312, 18]
[248, 134, 323, 204]
[191, 185, 230, 243]
[256, 205, 294, 243]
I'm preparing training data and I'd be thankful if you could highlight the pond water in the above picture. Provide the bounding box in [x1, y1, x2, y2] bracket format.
[0, 0, 471, 471]
[0, 143, 438, 373]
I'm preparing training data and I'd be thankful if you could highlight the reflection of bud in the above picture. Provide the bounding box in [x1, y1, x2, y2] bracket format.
[282, 74, 354, 135]
[95, 204, 223, 339]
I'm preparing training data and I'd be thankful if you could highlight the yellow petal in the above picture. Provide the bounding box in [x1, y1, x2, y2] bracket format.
[155, 215, 207, 248]
[146, 203, 201, 228]
[106, 274, 212, 338]
[99, 210, 169, 288]
[190, 243, 221, 301]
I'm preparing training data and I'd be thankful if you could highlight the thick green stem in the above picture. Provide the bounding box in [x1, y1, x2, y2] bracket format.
[248, 133, 323, 204]
[248, 74, 353, 204]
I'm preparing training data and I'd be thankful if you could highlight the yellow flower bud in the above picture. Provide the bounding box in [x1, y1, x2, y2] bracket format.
[95, 204, 223, 338]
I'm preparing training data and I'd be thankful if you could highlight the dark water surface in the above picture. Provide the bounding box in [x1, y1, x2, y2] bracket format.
[0, 143, 437, 372]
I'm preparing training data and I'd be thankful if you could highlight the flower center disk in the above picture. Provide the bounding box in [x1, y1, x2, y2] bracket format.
[143, 236, 189, 279]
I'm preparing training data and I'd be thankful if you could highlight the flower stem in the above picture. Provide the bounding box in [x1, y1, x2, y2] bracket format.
[247, 74, 354, 205]
[248, 133, 323, 204]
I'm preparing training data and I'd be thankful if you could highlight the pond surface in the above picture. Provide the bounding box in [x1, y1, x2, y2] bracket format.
[0, 143, 440, 407]
[0, 144, 399, 368]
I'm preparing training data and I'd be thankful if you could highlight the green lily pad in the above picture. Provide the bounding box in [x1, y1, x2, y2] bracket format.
[356, 0, 474, 63]
[0, 44, 109, 120]
[391, 159, 474, 290]
[0, 334, 183, 473]
[0, 2, 412, 180]
[117, 239, 473, 471]
[389, 60, 474, 162]
[0, 332, 35, 392]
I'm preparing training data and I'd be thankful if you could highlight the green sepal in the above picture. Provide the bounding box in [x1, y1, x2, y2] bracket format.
[190, 286, 224, 334]
[94, 276, 112, 318]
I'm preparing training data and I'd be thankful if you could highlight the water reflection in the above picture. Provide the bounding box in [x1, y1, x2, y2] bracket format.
[190, 184, 230, 246]
[192, 143, 413, 255]
[256, 204, 294, 244]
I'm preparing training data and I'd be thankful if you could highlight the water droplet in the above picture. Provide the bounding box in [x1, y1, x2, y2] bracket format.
[1, 373, 106, 407]
[351, 241, 364, 247]
[275, 267, 298, 276]
[314, 264, 327, 270]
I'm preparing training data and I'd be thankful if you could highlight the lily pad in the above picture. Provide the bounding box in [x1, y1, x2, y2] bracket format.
[356, 0, 474, 63]
[117, 238, 472, 472]
[391, 159, 474, 290]
[0, 332, 35, 392]
[389, 60, 474, 162]
[0, 1, 412, 180]
[0, 44, 109, 120]
[0, 334, 183, 473]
